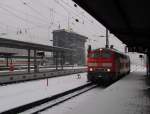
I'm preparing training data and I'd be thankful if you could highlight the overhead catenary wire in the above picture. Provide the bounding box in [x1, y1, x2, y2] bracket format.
[0, 5, 48, 27]
[29, 0, 68, 20]
[60, 0, 103, 30]
[54, 0, 83, 23]
[59, 0, 109, 43]
[0, 0, 106, 44]
[32, 0, 70, 29]
[0, 2, 50, 25]
[0, 0, 103, 31]
[24, 0, 68, 30]
[36, 0, 78, 29]
[54, 0, 104, 37]
[60, 0, 84, 22]
[54, 0, 91, 31]
[0, 0, 95, 35]
[21, 0, 54, 26]
[21, 0, 64, 31]
[29, 0, 61, 38]
[55, 0, 98, 36]
[32, 0, 78, 31]
[0, 4, 60, 36]
[50, 0, 100, 41]
[0, 0, 63, 33]
[0, 20, 18, 30]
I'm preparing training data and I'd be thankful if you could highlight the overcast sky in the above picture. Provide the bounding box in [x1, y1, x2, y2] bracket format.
[0, 0, 125, 52]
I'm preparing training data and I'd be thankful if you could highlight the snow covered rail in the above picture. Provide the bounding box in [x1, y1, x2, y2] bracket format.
[1, 83, 96, 114]
[0, 68, 86, 85]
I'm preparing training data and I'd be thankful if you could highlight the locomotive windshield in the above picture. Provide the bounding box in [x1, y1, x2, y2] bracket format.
[102, 51, 112, 58]
[88, 51, 112, 58]
[88, 52, 100, 58]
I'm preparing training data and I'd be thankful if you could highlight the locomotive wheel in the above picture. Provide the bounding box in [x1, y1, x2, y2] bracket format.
[87, 74, 94, 82]
[115, 72, 120, 80]
[101, 76, 112, 85]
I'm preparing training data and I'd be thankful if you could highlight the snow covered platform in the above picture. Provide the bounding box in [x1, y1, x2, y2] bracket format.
[43, 68, 150, 114]
[0, 73, 88, 113]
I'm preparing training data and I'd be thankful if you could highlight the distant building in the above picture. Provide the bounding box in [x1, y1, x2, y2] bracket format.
[53, 29, 87, 65]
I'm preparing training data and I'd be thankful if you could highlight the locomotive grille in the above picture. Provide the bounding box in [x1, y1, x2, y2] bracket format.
[102, 63, 112, 67]
[88, 63, 98, 67]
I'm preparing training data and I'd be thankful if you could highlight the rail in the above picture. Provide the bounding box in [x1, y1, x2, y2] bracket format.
[1, 83, 97, 114]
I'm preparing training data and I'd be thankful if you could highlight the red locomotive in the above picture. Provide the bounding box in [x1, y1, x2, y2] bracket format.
[87, 47, 130, 83]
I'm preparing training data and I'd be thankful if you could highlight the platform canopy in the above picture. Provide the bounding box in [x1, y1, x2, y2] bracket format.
[73, 0, 150, 53]
[0, 37, 74, 52]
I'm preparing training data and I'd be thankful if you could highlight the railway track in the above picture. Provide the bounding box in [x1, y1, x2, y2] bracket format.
[1, 83, 97, 114]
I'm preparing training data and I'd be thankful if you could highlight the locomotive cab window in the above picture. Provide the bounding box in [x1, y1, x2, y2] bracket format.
[102, 51, 112, 58]
[88, 52, 100, 58]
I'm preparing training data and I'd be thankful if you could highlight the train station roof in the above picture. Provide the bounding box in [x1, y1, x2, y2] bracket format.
[73, 0, 150, 53]
[0, 52, 16, 56]
[0, 37, 74, 52]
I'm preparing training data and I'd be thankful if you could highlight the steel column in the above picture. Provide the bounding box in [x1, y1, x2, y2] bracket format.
[34, 49, 37, 73]
[61, 52, 64, 70]
[28, 49, 31, 73]
[146, 52, 150, 76]
[55, 52, 58, 70]
[6, 56, 8, 67]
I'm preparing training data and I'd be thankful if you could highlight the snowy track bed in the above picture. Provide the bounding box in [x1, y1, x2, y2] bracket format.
[13, 83, 96, 114]
[0, 73, 88, 113]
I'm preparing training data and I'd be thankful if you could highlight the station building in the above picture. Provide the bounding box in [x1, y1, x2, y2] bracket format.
[0, 29, 87, 67]
[53, 29, 87, 65]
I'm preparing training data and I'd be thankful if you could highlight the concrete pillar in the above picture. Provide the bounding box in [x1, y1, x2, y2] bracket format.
[146, 52, 150, 76]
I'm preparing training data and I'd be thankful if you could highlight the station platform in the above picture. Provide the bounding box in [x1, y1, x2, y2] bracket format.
[44, 67, 150, 114]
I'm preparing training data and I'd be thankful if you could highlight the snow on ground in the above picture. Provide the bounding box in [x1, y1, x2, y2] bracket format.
[131, 64, 146, 72]
[0, 73, 87, 113]
[0, 64, 146, 113]
[42, 72, 148, 114]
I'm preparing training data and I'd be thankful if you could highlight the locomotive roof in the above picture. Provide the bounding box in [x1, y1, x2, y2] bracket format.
[93, 47, 129, 58]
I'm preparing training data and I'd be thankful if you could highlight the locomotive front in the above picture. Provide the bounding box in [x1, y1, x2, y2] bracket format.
[87, 48, 114, 82]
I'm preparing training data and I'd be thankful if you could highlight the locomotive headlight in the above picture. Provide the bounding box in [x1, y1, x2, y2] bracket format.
[99, 48, 103, 51]
[107, 68, 111, 72]
[89, 68, 93, 71]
